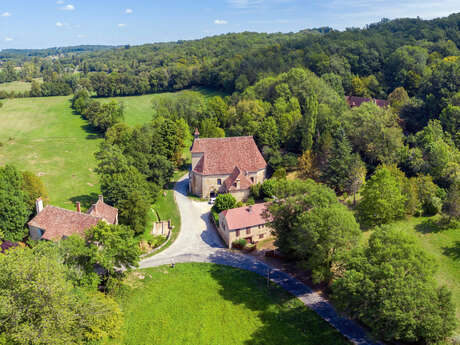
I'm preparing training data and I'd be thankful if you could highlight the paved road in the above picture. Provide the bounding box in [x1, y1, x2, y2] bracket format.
[140, 176, 380, 345]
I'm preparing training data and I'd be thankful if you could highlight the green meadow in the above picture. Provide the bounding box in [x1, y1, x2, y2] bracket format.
[106, 263, 350, 345]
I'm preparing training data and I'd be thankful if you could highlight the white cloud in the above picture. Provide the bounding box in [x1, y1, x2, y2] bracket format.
[214, 19, 228, 24]
[125, 8, 133, 14]
[56, 21, 64, 27]
[56, 0, 64, 4]
[1, 12, 11, 17]
[118, 23, 126, 27]
[4, 37, 13, 42]
[60, 4, 75, 11]
[227, 0, 264, 8]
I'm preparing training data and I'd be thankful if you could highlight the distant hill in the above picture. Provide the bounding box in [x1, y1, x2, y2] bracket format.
[0, 45, 118, 59]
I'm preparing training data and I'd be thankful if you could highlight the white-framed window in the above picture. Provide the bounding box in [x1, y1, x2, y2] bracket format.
[217, 179, 222, 185]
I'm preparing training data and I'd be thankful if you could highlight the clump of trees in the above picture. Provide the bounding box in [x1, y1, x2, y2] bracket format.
[268, 179, 361, 283]
[0, 242, 124, 344]
[211, 193, 240, 224]
[0, 165, 49, 242]
[332, 226, 456, 344]
[72, 89, 124, 132]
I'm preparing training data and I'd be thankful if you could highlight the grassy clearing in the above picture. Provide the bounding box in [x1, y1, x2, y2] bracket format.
[107, 263, 350, 345]
[0, 96, 102, 208]
[0, 79, 42, 93]
[364, 216, 460, 330]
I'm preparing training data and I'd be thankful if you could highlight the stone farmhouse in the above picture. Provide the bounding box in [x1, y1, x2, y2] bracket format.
[28, 195, 118, 241]
[189, 132, 267, 201]
[345, 96, 389, 108]
[218, 202, 273, 248]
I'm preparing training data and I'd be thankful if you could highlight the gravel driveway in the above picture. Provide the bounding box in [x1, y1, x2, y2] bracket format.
[139, 175, 380, 345]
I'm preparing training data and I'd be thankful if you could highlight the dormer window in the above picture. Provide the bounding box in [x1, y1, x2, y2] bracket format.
[217, 179, 222, 185]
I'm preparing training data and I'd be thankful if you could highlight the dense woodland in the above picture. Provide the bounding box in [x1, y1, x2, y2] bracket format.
[1, 13, 460, 345]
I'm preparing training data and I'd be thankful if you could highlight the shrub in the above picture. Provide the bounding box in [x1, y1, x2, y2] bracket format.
[232, 238, 247, 249]
[211, 193, 237, 214]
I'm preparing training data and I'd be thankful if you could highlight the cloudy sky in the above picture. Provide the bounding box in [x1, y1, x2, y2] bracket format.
[0, 0, 459, 49]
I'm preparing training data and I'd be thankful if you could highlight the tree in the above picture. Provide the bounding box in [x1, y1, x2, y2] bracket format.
[0, 245, 123, 344]
[322, 127, 354, 194]
[200, 117, 225, 138]
[269, 179, 360, 283]
[348, 154, 366, 206]
[443, 182, 460, 222]
[344, 102, 404, 165]
[416, 175, 445, 216]
[211, 193, 237, 215]
[0, 165, 30, 241]
[388, 86, 409, 113]
[358, 166, 407, 226]
[332, 226, 456, 344]
[118, 191, 150, 235]
[21, 171, 49, 210]
[85, 222, 140, 276]
[298, 150, 317, 179]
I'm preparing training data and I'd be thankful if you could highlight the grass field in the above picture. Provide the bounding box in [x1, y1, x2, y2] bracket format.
[0, 96, 102, 208]
[0, 79, 42, 93]
[106, 263, 350, 345]
[101, 87, 226, 127]
[365, 216, 460, 331]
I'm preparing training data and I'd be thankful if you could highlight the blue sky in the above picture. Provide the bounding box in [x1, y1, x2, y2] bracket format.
[1, 0, 459, 49]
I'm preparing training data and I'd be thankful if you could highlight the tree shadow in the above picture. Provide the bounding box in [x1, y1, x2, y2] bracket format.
[205, 261, 350, 345]
[414, 218, 444, 234]
[80, 124, 103, 140]
[69, 193, 99, 210]
[174, 178, 189, 197]
[443, 241, 460, 261]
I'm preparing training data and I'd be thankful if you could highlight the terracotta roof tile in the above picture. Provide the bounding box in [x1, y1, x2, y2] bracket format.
[223, 166, 253, 191]
[191, 136, 266, 175]
[28, 206, 102, 241]
[221, 202, 272, 231]
[88, 199, 118, 224]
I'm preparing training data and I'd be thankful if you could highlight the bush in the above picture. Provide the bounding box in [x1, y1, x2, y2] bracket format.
[232, 238, 247, 250]
[211, 193, 237, 214]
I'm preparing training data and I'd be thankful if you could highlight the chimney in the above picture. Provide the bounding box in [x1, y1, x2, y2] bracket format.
[98, 195, 104, 203]
[35, 197, 43, 214]
[76, 202, 81, 213]
[194, 128, 200, 140]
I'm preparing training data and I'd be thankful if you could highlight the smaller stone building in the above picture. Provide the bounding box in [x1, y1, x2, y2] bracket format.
[218, 203, 273, 248]
[189, 134, 267, 201]
[28, 195, 118, 241]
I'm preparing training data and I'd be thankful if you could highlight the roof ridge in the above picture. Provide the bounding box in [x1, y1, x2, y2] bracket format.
[44, 205, 103, 220]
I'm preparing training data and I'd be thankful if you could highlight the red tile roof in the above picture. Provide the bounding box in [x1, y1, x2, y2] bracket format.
[88, 199, 118, 224]
[28, 206, 102, 241]
[223, 166, 253, 191]
[191, 136, 266, 175]
[221, 202, 272, 231]
[345, 96, 389, 108]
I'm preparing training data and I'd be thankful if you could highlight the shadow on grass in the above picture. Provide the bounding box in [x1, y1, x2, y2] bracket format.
[443, 241, 460, 261]
[414, 218, 444, 234]
[80, 124, 104, 140]
[69, 193, 99, 210]
[207, 264, 349, 345]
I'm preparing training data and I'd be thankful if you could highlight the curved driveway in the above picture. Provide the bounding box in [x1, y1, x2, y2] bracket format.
[140, 176, 380, 345]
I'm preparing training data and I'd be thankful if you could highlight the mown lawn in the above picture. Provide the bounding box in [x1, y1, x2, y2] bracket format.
[365, 216, 460, 330]
[106, 263, 350, 345]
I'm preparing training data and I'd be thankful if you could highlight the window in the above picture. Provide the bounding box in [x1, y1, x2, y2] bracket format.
[236, 230, 240, 237]
[251, 177, 255, 183]
[217, 179, 222, 185]
[246, 228, 251, 235]
[258, 225, 263, 229]
[259, 234, 264, 239]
